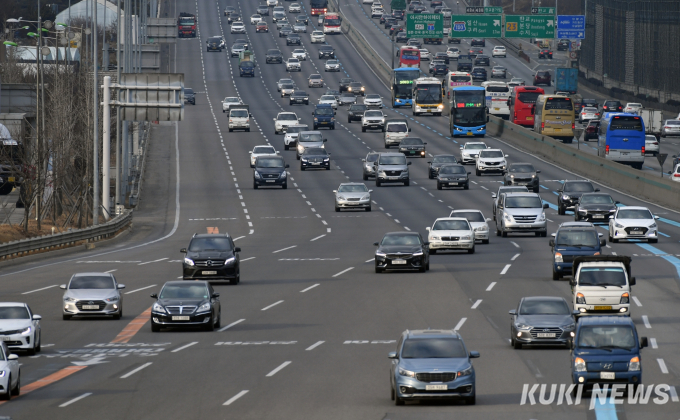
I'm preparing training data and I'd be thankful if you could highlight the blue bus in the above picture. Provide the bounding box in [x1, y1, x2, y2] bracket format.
[391, 68, 422, 107]
[597, 113, 645, 169]
[449, 86, 487, 137]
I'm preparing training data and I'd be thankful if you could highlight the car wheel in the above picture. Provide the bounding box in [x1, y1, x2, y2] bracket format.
[419, 264, 426, 273]
[476, 169, 481, 176]
[649, 238, 658, 243]
[362, 127, 366, 132]
[1, 375, 11, 400]
[468, 246, 475, 254]
[300, 165, 305, 171]
[151, 323, 160, 332]
[282, 183, 287, 189]
[253, 182, 258, 189]
[347, 118, 351, 123]
[62, 314, 71, 320]
[376, 180, 382, 187]
[11, 375, 19, 396]
[558, 204, 565, 215]
[436, 182, 442, 190]
[553, 270, 561, 280]
[284, 144, 289, 150]
[464, 184, 469, 190]
[375, 265, 383, 273]
[204, 313, 215, 331]
[335, 206, 340, 212]
[215, 310, 222, 328]
[465, 394, 476, 405]
[404, 180, 410, 186]
[502, 229, 508, 237]
[366, 206, 371, 212]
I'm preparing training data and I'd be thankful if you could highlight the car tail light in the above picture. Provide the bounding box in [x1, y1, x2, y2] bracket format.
[192, 25, 196, 29]
[605, 145, 609, 155]
[674, 173, 680, 178]
[541, 122, 545, 130]
[572, 123, 575, 130]
[641, 146, 645, 154]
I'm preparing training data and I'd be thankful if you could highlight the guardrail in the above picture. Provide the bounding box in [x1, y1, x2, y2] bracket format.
[0, 209, 133, 260]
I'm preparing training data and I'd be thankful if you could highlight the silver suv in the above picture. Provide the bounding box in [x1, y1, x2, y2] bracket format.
[296, 131, 326, 160]
[495, 192, 548, 237]
[374, 153, 411, 187]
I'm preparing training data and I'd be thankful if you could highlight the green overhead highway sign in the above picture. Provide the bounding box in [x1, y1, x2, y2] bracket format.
[504, 15, 555, 38]
[465, 6, 502, 14]
[531, 7, 555, 14]
[406, 13, 443, 38]
[450, 15, 502, 38]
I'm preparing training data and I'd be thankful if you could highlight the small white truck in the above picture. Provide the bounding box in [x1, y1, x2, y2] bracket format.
[228, 105, 251, 132]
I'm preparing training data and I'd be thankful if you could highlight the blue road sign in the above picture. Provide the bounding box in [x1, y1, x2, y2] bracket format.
[557, 15, 585, 30]
[557, 29, 585, 39]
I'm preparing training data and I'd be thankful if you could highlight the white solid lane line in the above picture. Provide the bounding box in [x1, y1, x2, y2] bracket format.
[105, 269, 117, 273]
[486, 282, 496, 291]
[266, 361, 291, 377]
[240, 257, 256, 262]
[223, 390, 249, 406]
[332, 267, 354, 277]
[300, 284, 320, 293]
[272, 245, 297, 253]
[306, 341, 325, 351]
[59, 393, 92, 408]
[138, 258, 169, 266]
[365, 258, 374, 263]
[632, 296, 642, 306]
[511, 253, 520, 261]
[120, 362, 153, 379]
[310, 234, 326, 241]
[500, 264, 511, 275]
[657, 358, 669, 374]
[642, 315, 651, 328]
[124, 285, 157, 295]
[22, 285, 58, 295]
[471, 299, 482, 309]
[171, 342, 198, 353]
[261, 300, 284, 311]
[219, 319, 245, 332]
[453, 317, 467, 331]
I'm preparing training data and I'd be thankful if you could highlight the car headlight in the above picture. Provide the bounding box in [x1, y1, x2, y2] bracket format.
[561, 323, 575, 330]
[614, 222, 624, 229]
[64, 296, 77, 302]
[280, 171, 287, 179]
[458, 366, 473, 377]
[398, 367, 415, 377]
[0, 371, 5, 377]
[437, 104, 444, 109]
[576, 292, 586, 304]
[578, 209, 588, 213]
[184, 257, 195, 266]
[412, 251, 423, 257]
[152, 302, 166, 313]
[254, 171, 261, 179]
[531, 174, 536, 178]
[649, 223, 657, 229]
[620, 292, 629, 304]
[375, 251, 386, 257]
[361, 194, 370, 201]
[503, 213, 513, 222]
[562, 195, 570, 201]
[224, 257, 236, 266]
[301, 158, 308, 162]
[510, 174, 514, 178]
[323, 158, 330, 162]
[430, 236, 440, 241]
[555, 252, 563, 263]
[474, 226, 487, 232]
[337, 195, 346, 201]
[20, 326, 31, 335]
[461, 235, 471, 240]
[197, 302, 212, 313]
[574, 357, 587, 372]
[538, 213, 546, 221]
[105, 295, 119, 302]
[629, 356, 640, 371]
[515, 322, 531, 330]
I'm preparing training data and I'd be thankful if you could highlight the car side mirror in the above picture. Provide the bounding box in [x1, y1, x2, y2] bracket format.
[569, 278, 576, 286]
[487, 115, 490, 122]
[373, 242, 379, 246]
[543, 204, 549, 209]
[333, 190, 337, 193]
[32, 314, 42, 320]
[180, 248, 187, 253]
[273, 118, 276, 121]
[469, 351, 480, 358]
[117, 284, 126, 289]
[508, 309, 516, 315]
[491, 193, 497, 198]
[150, 293, 158, 298]
[600, 239, 606, 246]
[60, 284, 67, 289]
[668, 171, 672, 175]
[369, 189, 373, 193]
[467, 172, 471, 175]
[654, 215, 660, 220]
[640, 337, 648, 349]
[408, 128, 412, 132]
[361, 159, 366, 162]
[423, 241, 430, 245]
[459, 146, 463, 149]
[536, 170, 541, 173]
[549, 239, 555, 247]
[530, 105, 535, 115]
[7, 354, 18, 361]
[594, 188, 600, 192]
[609, 215, 614, 219]
[234, 247, 241, 252]
[323, 139, 328, 142]
[285, 164, 290, 168]
[426, 227, 431, 231]
[212, 292, 220, 298]
[407, 162, 412, 165]
[388, 351, 398, 359]
[311, 112, 314, 115]
[630, 276, 636, 286]
[298, 118, 302, 121]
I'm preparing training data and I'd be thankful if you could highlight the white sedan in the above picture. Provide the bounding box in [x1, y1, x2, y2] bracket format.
[311, 31, 326, 43]
[250, 14, 263, 24]
[624, 102, 642, 114]
[324, 59, 341, 72]
[222, 97, 242, 112]
[492, 46, 506, 57]
[426, 217, 476, 253]
[288, 2, 302, 12]
[318, 95, 338, 109]
[0, 343, 19, 400]
[670, 163, 680, 182]
[267, 0, 278, 6]
[250, 145, 279, 167]
[608, 206, 659, 243]
[292, 49, 307, 61]
[645, 134, 659, 156]
[578, 107, 600, 124]
[449, 209, 491, 244]
[446, 47, 460, 59]
[230, 22, 246, 34]
[419, 48, 430, 60]
[286, 58, 302, 71]
[0, 302, 42, 355]
[363, 94, 383, 108]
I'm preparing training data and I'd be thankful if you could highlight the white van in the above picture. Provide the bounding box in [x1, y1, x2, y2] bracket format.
[571, 256, 634, 317]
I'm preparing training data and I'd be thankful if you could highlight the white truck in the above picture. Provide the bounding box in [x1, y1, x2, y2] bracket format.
[638, 108, 664, 136]
[383, 118, 410, 148]
[571, 256, 634, 317]
[228, 105, 251, 132]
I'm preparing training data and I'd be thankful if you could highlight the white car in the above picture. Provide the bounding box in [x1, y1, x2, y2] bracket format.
[608, 206, 659, 243]
[624, 103, 643, 114]
[293, 23, 307, 33]
[362, 0, 373, 4]
[644, 134, 659, 156]
[670, 163, 680, 182]
[662, 119, 680, 137]
[0, 343, 19, 400]
[578, 107, 600, 124]
[277, 78, 295, 91]
[311, 31, 326, 43]
[446, 47, 460, 59]
[0, 302, 42, 355]
[363, 94, 383, 108]
[250, 14, 263, 24]
[292, 49, 307, 60]
[361, 110, 386, 132]
[371, 8, 385, 17]
[449, 209, 491, 244]
[289, 3, 302, 12]
[475, 148, 507, 176]
[318, 95, 338, 109]
[267, 0, 278, 6]
[426, 217, 476, 254]
[371, 1, 383, 7]
[286, 58, 301, 71]
[492, 46, 506, 57]
[273, 112, 301, 134]
[325, 59, 341, 72]
[460, 142, 488, 164]
[222, 97, 242, 113]
[284, 124, 309, 150]
[419, 48, 431, 60]
[250, 145, 279, 167]
[230, 22, 246, 33]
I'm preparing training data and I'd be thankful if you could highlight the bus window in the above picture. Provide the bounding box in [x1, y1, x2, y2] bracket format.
[610, 116, 643, 131]
[545, 97, 573, 110]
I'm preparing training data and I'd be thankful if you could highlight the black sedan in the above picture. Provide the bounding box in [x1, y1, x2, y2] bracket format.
[557, 180, 599, 215]
[431, 62, 448, 76]
[253, 156, 289, 189]
[227, 13, 242, 24]
[384, 18, 397, 29]
[289, 90, 309, 105]
[300, 148, 331, 171]
[471, 38, 485, 47]
[181, 234, 241, 284]
[206, 37, 222, 51]
[574, 193, 618, 222]
[471, 67, 487, 82]
[286, 33, 301, 45]
[428, 154, 458, 179]
[509, 296, 576, 349]
[434, 52, 449, 64]
[374, 232, 430, 273]
[436, 164, 470, 190]
[319, 46, 335, 59]
[468, 48, 483, 57]
[266, 49, 283, 63]
[398, 138, 427, 157]
[380, 14, 390, 24]
[348, 104, 368, 122]
[347, 81, 365, 96]
[279, 26, 293, 38]
[396, 31, 408, 43]
[339, 77, 355, 92]
[150, 281, 221, 332]
[296, 15, 309, 25]
[538, 49, 553, 59]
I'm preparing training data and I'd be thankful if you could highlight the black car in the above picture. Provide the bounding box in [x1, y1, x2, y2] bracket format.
[206, 36, 222, 51]
[348, 104, 368, 122]
[339, 77, 355, 92]
[436, 164, 470, 190]
[319, 45, 335, 59]
[227, 13, 241, 24]
[474, 54, 490, 66]
[583, 120, 600, 141]
[253, 155, 289, 189]
[504, 163, 540, 193]
[471, 38, 485, 47]
[557, 39, 570, 51]
[296, 15, 309, 25]
[392, 9, 404, 20]
[538, 49, 553, 59]
[384, 18, 397, 29]
[150, 281, 221, 332]
[398, 137, 427, 157]
[181, 233, 241, 283]
[557, 180, 599, 215]
[581, 98, 599, 111]
[380, 14, 390, 24]
[300, 147, 331, 171]
[602, 100, 623, 113]
[347, 81, 365, 96]
[184, 88, 195, 105]
[509, 296, 576, 349]
[413, 5, 427, 13]
[574, 193, 618, 222]
[224, 6, 236, 15]
[374, 231, 430, 273]
[257, 5, 269, 15]
[395, 31, 408, 43]
[279, 26, 293, 38]
[290, 90, 309, 105]
[389, 25, 402, 36]
[428, 154, 458, 179]
[434, 51, 449, 64]
[468, 48, 483, 58]
[265, 49, 283, 63]
[431, 62, 448, 76]
[471, 67, 487, 82]
[286, 33, 301, 45]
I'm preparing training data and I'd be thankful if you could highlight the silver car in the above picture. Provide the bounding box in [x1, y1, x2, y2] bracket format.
[277, 78, 295, 92]
[293, 23, 307, 33]
[0, 303, 42, 355]
[362, 152, 379, 180]
[325, 59, 341, 72]
[297, 131, 326, 159]
[364, 94, 383, 108]
[0, 343, 19, 401]
[495, 192, 548, 237]
[334, 183, 372, 211]
[61, 272, 125, 320]
[338, 92, 357, 105]
[491, 65, 506, 78]
[661, 119, 680, 137]
[231, 43, 246, 57]
[280, 83, 295, 97]
[450, 209, 491, 244]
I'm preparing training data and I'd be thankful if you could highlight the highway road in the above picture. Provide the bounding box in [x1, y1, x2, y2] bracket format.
[0, 0, 679, 419]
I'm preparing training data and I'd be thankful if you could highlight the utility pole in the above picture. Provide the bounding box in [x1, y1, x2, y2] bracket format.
[115, 0, 121, 208]
[93, 0, 100, 224]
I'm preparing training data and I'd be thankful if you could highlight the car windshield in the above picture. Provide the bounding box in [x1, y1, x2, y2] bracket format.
[253, 146, 275, 154]
[224, 98, 239, 103]
[439, 165, 465, 175]
[293, 92, 307, 97]
[479, 150, 504, 158]
[666, 120, 680, 126]
[256, 158, 285, 168]
[287, 126, 306, 134]
[365, 111, 383, 117]
[400, 138, 423, 145]
[0, 307, 30, 319]
[208, 37, 221, 42]
[381, 234, 421, 245]
[433, 155, 456, 163]
[545, 98, 573, 110]
[294, 49, 305, 54]
[231, 110, 248, 117]
[233, 44, 245, 49]
[617, 209, 653, 219]
[268, 50, 281, 55]
[278, 114, 297, 121]
[316, 108, 333, 116]
[327, 60, 338, 64]
[282, 84, 294, 89]
[159, 284, 209, 299]
[433, 219, 470, 230]
[581, 194, 614, 204]
[579, 267, 627, 286]
[300, 133, 322, 142]
[452, 211, 484, 222]
[70, 276, 115, 289]
[188, 237, 232, 251]
[303, 148, 326, 155]
[338, 184, 368, 193]
[577, 326, 636, 349]
[184, 89, 194, 94]
[505, 196, 542, 208]
[564, 182, 595, 192]
[556, 230, 599, 247]
[366, 154, 379, 162]
[464, 143, 487, 150]
[351, 105, 367, 111]
[320, 95, 335, 101]
[379, 155, 406, 165]
[519, 300, 570, 315]
[289, 58, 299, 63]
[583, 107, 598, 113]
[499, 187, 528, 195]
[240, 62, 254, 68]
[366, 94, 380, 99]
[401, 338, 467, 359]
[610, 116, 643, 131]
[509, 164, 535, 173]
[387, 123, 407, 132]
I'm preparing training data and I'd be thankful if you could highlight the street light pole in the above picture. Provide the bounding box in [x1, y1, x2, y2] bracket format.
[93, 0, 99, 224]
[115, 0, 121, 209]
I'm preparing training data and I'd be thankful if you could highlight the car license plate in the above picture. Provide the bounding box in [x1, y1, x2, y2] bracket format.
[82, 305, 99, 310]
[526, 117, 533, 120]
[467, 132, 473, 136]
[426, 385, 447, 390]
[494, 107, 500, 111]
[1, 336, 11, 341]
[172, 316, 190, 321]
[392, 259, 407, 265]
[8, 177, 14, 182]
[621, 152, 629, 155]
[594, 215, 604, 219]
[594, 306, 612, 310]
[388, 177, 399, 180]
[554, 128, 562, 132]
[202, 271, 217, 275]
[312, 162, 321, 165]
[600, 372, 615, 380]
[537, 333, 556, 338]
[449, 182, 458, 186]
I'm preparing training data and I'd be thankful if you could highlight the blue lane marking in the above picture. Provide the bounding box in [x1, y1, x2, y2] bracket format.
[552, 191, 559, 196]
[659, 232, 671, 237]
[542, 200, 558, 211]
[438, 133, 443, 136]
[540, 185, 549, 190]
[636, 243, 680, 277]
[452, 140, 458, 143]
[594, 397, 618, 420]
[658, 217, 680, 228]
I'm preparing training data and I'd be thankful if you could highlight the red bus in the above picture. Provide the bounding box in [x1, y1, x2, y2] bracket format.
[323, 12, 341, 34]
[310, 0, 328, 16]
[398, 46, 421, 68]
[509, 86, 545, 127]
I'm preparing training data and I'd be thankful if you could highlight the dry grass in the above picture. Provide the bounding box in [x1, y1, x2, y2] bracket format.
[0, 214, 105, 243]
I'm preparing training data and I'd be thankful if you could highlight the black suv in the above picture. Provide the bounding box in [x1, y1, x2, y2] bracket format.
[253, 155, 289, 189]
[184, 88, 195, 105]
[557, 39, 570, 51]
[504, 163, 540, 193]
[339, 78, 355, 92]
[286, 33, 301, 45]
[602, 100, 623, 113]
[181, 234, 241, 284]
[392, 10, 404, 20]
[348, 104, 368, 123]
[319, 45, 335, 59]
[471, 38, 485, 47]
[265, 49, 283, 63]
[289, 90, 309, 105]
[557, 180, 599, 215]
[574, 193, 618, 222]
